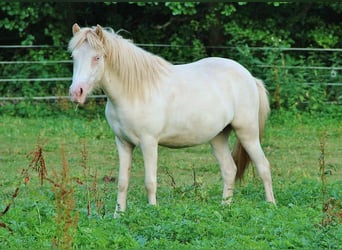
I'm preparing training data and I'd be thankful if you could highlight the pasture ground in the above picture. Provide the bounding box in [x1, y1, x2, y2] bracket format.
[0, 110, 341, 249]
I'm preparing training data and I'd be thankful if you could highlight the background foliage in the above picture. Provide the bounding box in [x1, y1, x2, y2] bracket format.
[1, 2, 342, 116]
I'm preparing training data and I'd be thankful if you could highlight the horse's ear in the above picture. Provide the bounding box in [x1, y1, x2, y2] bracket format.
[95, 24, 104, 40]
[72, 23, 81, 35]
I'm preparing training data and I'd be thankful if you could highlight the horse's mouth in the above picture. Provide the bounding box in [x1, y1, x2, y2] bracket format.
[70, 94, 86, 105]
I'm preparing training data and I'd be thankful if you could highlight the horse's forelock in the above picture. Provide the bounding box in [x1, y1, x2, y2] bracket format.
[68, 27, 106, 54]
[86, 30, 106, 54]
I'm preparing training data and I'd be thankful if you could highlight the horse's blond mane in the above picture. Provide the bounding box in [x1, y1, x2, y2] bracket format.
[68, 26, 172, 100]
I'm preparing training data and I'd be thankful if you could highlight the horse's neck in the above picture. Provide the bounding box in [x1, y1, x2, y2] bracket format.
[104, 45, 171, 102]
[100, 69, 124, 103]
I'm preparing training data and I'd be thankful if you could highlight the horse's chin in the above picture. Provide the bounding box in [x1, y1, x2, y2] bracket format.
[77, 97, 87, 105]
[70, 95, 87, 105]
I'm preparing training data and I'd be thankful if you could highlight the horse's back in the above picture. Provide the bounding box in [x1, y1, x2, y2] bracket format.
[170, 57, 258, 107]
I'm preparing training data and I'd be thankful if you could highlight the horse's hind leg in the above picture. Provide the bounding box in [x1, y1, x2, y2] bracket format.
[234, 125, 275, 203]
[210, 127, 237, 204]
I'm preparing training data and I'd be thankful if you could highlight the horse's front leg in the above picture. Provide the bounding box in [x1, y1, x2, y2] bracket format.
[115, 136, 134, 217]
[140, 137, 158, 205]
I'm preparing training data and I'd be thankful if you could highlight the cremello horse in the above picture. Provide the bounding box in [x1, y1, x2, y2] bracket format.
[69, 24, 275, 215]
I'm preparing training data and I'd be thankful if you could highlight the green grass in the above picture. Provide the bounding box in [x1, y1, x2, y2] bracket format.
[0, 110, 341, 249]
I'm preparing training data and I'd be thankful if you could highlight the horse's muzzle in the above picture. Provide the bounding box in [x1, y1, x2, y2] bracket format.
[69, 84, 86, 104]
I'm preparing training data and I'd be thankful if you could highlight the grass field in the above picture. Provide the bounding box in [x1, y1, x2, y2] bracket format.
[0, 111, 341, 249]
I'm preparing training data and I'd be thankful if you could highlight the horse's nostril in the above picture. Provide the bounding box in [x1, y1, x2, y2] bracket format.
[80, 87, 83, 95]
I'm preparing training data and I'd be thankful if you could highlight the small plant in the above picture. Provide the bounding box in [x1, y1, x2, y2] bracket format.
[166, 168, 207, 201]
[77, 140, 111, 217]
[1, 136, 48, 233]
[26, 137, 79, 249]
[26, 136, 48, 186]
[0, 188, 19, 233]
[166, 170, 177, 189]
[80, 140, 92, 216]
[46, 144, 79, 250]
[319, 132, 342, 227]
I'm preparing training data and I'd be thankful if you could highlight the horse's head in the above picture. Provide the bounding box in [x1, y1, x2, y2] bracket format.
[68, 23, 106, 105]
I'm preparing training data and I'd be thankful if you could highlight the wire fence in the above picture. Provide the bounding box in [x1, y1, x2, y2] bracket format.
[1, 44, 342, 104]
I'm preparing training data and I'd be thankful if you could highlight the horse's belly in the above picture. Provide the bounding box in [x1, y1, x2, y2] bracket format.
[158, 128, 223, 148]
[159, 140, 209, 148]
[158, 115, 229, 148]
[159, 134, 207, 148]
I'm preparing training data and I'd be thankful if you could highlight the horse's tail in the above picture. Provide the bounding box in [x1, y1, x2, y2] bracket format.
[233, 78, 270, 180]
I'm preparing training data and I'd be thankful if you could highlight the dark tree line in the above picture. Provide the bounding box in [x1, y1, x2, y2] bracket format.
[1, 2, 342, 48]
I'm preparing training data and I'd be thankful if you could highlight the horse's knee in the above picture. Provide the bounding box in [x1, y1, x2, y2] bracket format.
[118, 178, 129, 193]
